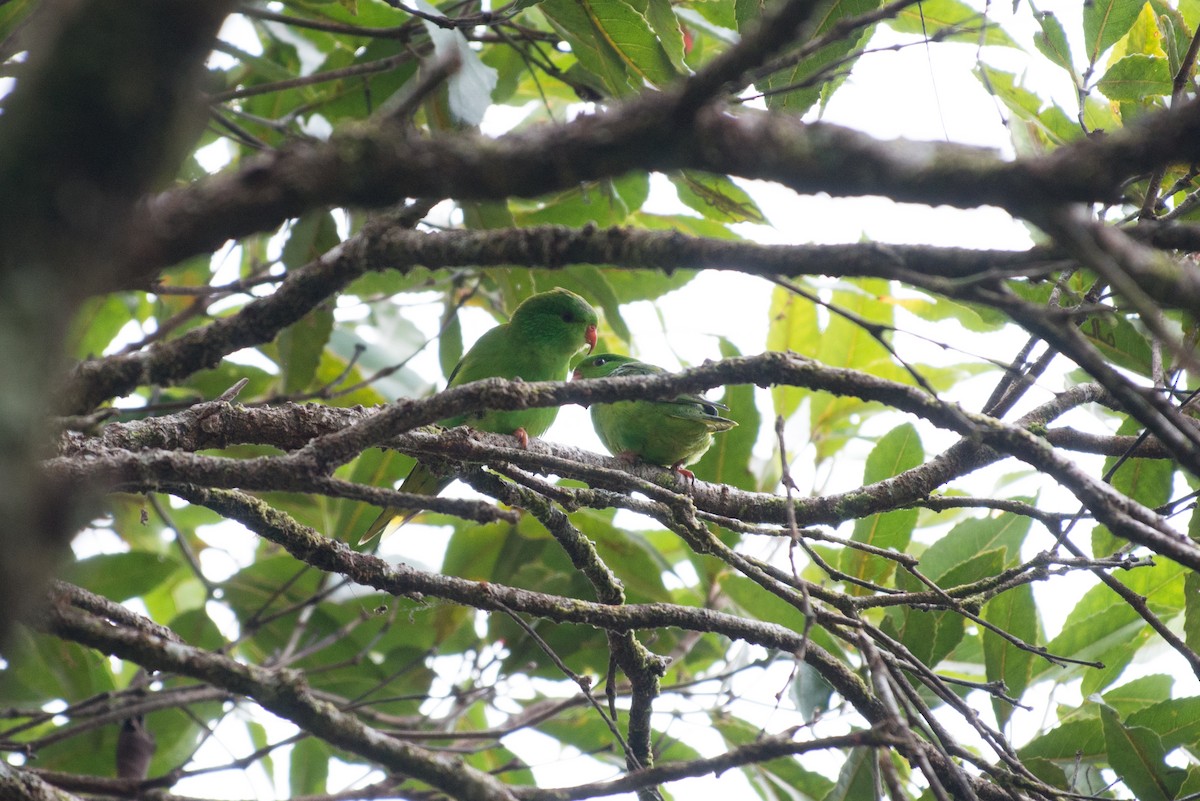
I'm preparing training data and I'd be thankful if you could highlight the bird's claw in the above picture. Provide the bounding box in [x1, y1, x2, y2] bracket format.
[671, 462, 696, 484]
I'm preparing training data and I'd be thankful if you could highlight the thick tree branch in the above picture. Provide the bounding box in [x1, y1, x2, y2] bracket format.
[67, 224, 1067, 414]
[124, 90, 1200, 277]
[0, 0, 232, 650]
[57, 355, 1194, 568]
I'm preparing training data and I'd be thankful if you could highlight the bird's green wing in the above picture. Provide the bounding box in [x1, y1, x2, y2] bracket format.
[356, 289, 598, 543]
[662, 395, 738, 431]
[578, 353, 736, 469]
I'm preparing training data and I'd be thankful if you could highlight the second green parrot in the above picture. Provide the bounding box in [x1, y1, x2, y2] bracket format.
[358, 288, 598, 543]
[573, 353, 736, 480]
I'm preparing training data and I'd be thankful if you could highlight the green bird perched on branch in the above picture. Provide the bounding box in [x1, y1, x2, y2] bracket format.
[573, 353, 736, 481]
[357, 288, 598, 543]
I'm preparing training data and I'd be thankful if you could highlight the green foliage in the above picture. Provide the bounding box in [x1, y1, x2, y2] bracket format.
[841, 423, 924, 589]
[22, 0, 1200, 798]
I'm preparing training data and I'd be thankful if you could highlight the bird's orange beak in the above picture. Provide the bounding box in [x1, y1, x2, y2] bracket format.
[585, 324, 597, 354]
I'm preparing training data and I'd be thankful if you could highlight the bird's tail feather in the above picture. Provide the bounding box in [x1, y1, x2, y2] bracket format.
[352, 462, 451, 545]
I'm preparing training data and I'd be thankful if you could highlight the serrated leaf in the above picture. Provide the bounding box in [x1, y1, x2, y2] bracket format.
[1019, 718, 1107, 761]
[1103, 674, 1174, 714]
[1101, 705, 1185, 801]
[1097, 54, 1172, 101]
[541, 0, 679, 97]
[919, 509, 1032, 581]
[1126, 0, 1168, 57]
[1034, 11, 1077, 79]
[759, 0, 877, 114]
[1128, 696, 1200, 751]
[637, 0, 688, 73]
[1084, 0, 1146, 64]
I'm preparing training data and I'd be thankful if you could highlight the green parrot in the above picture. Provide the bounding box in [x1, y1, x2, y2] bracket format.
[573, 353, 736, 480]
[358, 288, 598, 543]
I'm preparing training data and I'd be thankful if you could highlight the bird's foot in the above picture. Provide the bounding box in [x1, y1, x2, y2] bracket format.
[617, 451, 639, 464]
[671, 462, 696, 484]
[514, 428, 530, 448]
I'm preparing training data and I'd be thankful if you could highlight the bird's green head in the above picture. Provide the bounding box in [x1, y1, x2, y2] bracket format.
[572, 353, 638, 380]
[511, 288, 598, 356]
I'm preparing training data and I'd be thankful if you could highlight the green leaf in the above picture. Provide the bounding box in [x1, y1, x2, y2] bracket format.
[1035, 558, 1183, 687]
[1103, 674, 1174, 715]
[1092, 415, 1174, 557]
[809, 280, 910, 461]
[541, 0, 679, 97]
[715, 715, 835, 799]
[759, 0, 878, 114]
[1034, 11, 1077, 79]
[1084, 0, 1146, 64]
[1186, 505, 1200, 655]
[281, 211, 341, 270]
[0, 0, 35, 41]
[1128, 696, 1200, 751]
[840, 423, 924, 590]
[1101, 705, 1185, 801]
[63, 552, 182, 602]
[574, 508, 673, 603]
[1126, 1, 1169, 57]
[438, 297, 465, 380]
[0, 629, 116, 705]
[277, 307, 335, 394]
[637, 0, 688, 73]
[412, 0, 498, 124]
[887, 0, 1017, 47]
[982, 583, 1037, 727]
[975, 65, 1082, 148]
[892, 293, 1005, 334]
[766, 283, 819, 421]
[791, 660, 835, 722]
[512, 174, 646, 227]
[290, 737, 330, 796]
[918, 509, 1032, 581]
[1079, 314, 1154, 377]
[691, 337, 761, 491]
[1019, 718, 1107, 761]
[669, 170, 765, 223]
[1097, 54, 1172, 101]
[824, 745, 876, 801]
[68, 294, 138, 359]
